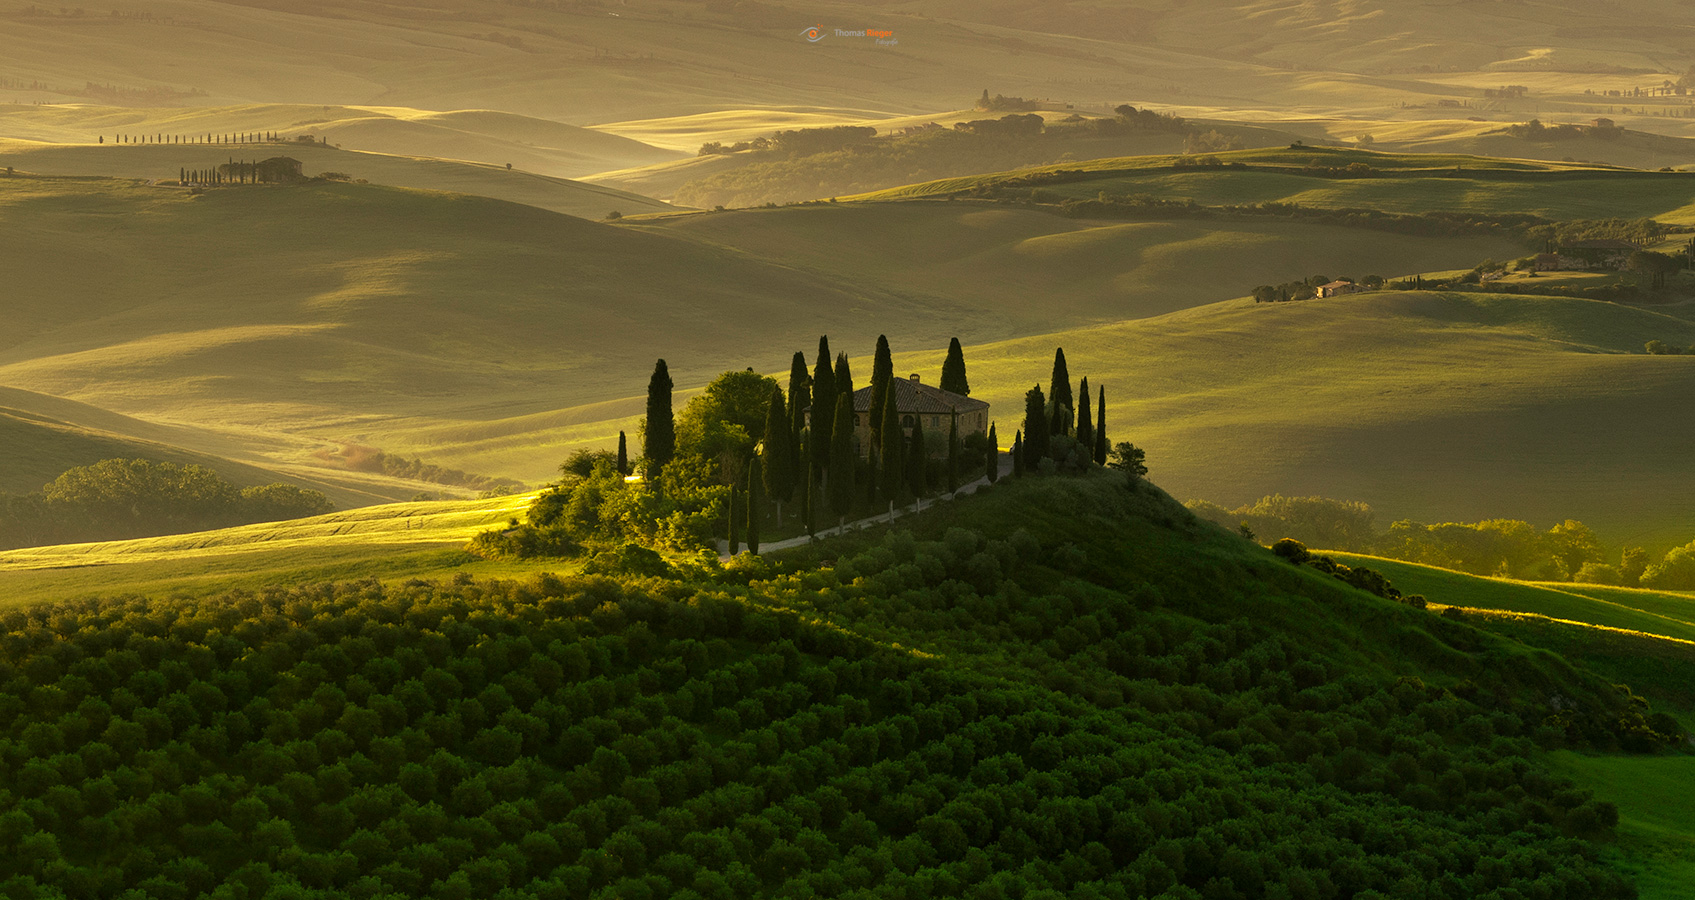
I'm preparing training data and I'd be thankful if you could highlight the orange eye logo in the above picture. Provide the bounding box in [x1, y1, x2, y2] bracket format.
[801, 25, 824, 42]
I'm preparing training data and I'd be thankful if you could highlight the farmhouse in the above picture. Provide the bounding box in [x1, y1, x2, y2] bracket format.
[847, 375, 988, 459]
[1556, 238, 1638, 270]
[1315, 280, 1362, 298]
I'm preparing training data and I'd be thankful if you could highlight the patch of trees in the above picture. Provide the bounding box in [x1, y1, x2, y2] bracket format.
[0, 458, 334, 549]
[1644, 339, 1695, 354]
[0, 468, 1668, 897]
[328, 446, 523, 494]
[1272, 538, 1426, 608]
[1498, 118, 1623, 141]
[975, 90, 1046, 112]
[952, 114, 1044, 138]
[1250, 274, 1384, 303]
[1187, 494, 1671, 586]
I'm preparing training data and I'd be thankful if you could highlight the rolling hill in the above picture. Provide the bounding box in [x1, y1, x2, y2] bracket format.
[0, 141, 674, 220]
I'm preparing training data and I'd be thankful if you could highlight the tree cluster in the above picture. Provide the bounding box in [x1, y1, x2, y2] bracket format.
[0, 459, 334, 550]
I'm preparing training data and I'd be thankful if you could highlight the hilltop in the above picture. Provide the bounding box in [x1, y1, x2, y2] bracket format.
[0, 462, 1677, 897]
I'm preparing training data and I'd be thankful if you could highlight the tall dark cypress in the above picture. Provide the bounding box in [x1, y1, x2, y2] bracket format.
[828, 395, 856, 524]
[834, 352, 854, 401]
[940, 337, 970, 396]
[761, 385, 794, 522]
[787, 351, 809, 477]
[986, 423, 1000, 483]
[616, 431, 629, 476]
[1023, 384, 1050, 469]
[803, 455, 817, 537]
[880, 390, 904, 506]
[869, 335, 894, 448]
[727, 484, 739, 555]
[746, 457, 762, 555]
[1094, 387, 1108, 465]
[946, 416, 959, 493]
[643, 359, 675, 479]
[1048, 347, 1073, 436]
[1076, 377, 1094, 463]
[1012, 430, 1024, 478]
[811, 338, 835, 479]
[907, 415, 928, 503]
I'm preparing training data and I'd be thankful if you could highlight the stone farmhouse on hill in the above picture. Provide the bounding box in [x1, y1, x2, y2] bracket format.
[1315, 280, 1362, 298]
[821, 374, 989, 459]
[1537, 238, 1640, 271]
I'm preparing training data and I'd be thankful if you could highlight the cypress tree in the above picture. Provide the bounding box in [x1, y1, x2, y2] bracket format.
[802, 450, 815, 537]
[946, 416, 959, 494]
[761, 385, 793, 523]
[834, 352, 854, 399]
[869, 334, 894, 448]
[1077, 377, 1094, 463]
[727, 484, 739, 555]
[1049, 347, 1073, 436]
[810, 338, 835, 476]
[787, 350, 809, 478]
[940, 337, 970, 396]
[907, 414, 928, 504]
[986, 423, 1000, 483]
[1094, 387, 1108, 465]
[643, 359, 675, 479]
[746, 457, 762, 554]
[828, 393, 855, 525]
[880, 389, 904, 506]
[1023, 384, 1049, 469]
[1012, 430, 1024, 478]
[616, 431, 629, 476]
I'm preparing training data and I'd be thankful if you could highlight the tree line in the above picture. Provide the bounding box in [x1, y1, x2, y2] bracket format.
[0, 459, 335, 549]
[1188, 493, 1695, 588]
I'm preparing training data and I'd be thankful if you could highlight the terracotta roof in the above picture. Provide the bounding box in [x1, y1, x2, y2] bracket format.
[851, 376, 988, 416]
[1317, 281, 1357, 290]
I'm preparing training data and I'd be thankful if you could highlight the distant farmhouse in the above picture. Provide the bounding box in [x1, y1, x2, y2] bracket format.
[845, 374, 988, 459]
[1315, 280, 1362, 298]
[1538, 238, 1639, 271]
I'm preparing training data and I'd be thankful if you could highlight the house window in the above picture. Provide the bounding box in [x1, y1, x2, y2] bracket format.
[901, 415, 914, 428]
[930, 416, 939, 427]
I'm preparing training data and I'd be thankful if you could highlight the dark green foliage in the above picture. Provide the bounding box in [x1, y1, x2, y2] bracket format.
[1094, 388, 1107, 466]
[787, 351, 809, 478]
[810, 339, 835, 477]
[760, 386, 793, 511]
[985, 423, 1000, 484]
[560, 448, 619, 479]
[0, 458, 336, 549]
[1108, 442, 1148, 487]
[879, 392, 903, 506]
[1022, 385, 1049, 469]
[1048, 348, 1072, 437]
[0, 471, 1657, 900]
[833, 352, 853, 400]
[827, 394, 855, 522]
[940, 337, 970, 397]
[946, 417, 959, 494]
[746, 457, 762, 554]
[906, 415, 928, 501]
[1076, 377, 1093, 462]
[642, 359, 675, 479]
[1012, 430, 1024, 478]
[869, 335, 894, 449]
[616, 432, 629, 476]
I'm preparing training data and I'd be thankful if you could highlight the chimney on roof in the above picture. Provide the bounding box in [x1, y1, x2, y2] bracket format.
[909, 373, 920, 383]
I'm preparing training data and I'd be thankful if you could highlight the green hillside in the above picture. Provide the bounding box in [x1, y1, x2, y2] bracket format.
[850, 146, 1695, 224]
[0, 104, 684, 180]
[0, 468, 1674, 898]
[883, 290, 1695, 550]
[0, 142, 673, 220]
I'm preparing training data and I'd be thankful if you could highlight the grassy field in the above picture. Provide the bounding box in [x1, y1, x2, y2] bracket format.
[0, 141, 673, 219]
[1545, 752, 1695, 900]
[0, 103, 684, 179]
[0, 492, 560, 607]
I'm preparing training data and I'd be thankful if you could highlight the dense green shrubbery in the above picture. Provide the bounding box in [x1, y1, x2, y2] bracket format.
[0, 471, 1667, 898]
[1189, 495, 1640, 583]
[0, 459, 335, 550]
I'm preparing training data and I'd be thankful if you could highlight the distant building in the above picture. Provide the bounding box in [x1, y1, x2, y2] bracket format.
[1315, 280, 1362, 298]
[1592, 117, 1616, 128]
[832, 375, 989, 459]
[1557, 238, 1638, 270]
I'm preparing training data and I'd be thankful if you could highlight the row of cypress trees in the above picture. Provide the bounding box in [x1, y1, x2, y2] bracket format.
[1010, 347, 1109, 476]
[641, 337, 996, 550]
